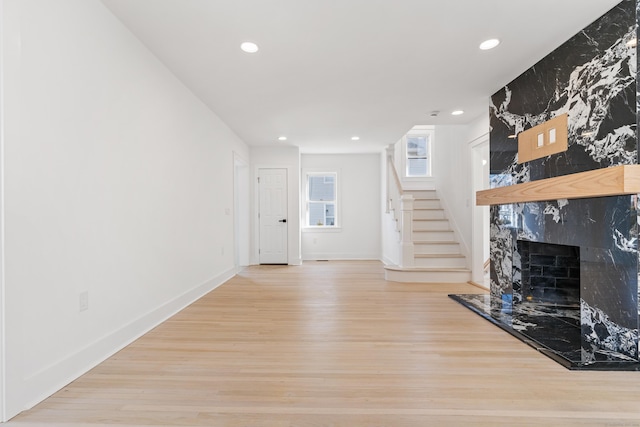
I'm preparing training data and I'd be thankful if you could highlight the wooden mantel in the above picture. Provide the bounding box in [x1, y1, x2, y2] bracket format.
[476, 165, 640, 206]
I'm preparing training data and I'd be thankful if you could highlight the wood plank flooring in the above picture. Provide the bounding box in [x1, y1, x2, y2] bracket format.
[7, 261, 640, 426]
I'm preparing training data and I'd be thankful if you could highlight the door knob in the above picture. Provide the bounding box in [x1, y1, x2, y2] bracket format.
[278, 219, 287, 223]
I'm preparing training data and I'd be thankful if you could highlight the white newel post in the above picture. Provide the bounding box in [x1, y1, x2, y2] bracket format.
[400, 194, 414, 267]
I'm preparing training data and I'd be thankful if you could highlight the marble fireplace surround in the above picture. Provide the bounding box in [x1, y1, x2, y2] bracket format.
[450, 0, 640, 371]
[452, 165, 640, 370]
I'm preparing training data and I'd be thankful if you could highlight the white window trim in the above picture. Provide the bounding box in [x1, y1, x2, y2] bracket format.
[402, 126, 434, 181]
[303, 169, 341, 230]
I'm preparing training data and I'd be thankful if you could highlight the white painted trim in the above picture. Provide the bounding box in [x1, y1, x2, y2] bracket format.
[302, 254, 380, 261]
[468, 281, 490, 292]
[469, 135, 490, 284]
[400, 127, 435, 183]
[0, 0, 7, 419]
[18, 267, 237, 414]
[381, 255, 396, 266]
[468, 132, 490, 149]
[233, 151, 250, 268]
[302, 168, 341, 228]
[301, 227, 343, 233]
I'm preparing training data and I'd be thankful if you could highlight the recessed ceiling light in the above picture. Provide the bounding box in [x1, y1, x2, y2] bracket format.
[240, 42, 259, 53]
[351, 136, 360, 141]
[479, 38, 500, 50]
[451, 110, 464, 116]
[278, 136, 287, 141]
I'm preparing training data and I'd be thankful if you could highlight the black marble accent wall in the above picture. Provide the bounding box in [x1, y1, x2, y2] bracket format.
[489, 0, 640, 363]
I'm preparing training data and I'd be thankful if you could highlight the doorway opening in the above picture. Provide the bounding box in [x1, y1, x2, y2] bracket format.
[234, 153, 250, 268]
[471, 138, 490, 288]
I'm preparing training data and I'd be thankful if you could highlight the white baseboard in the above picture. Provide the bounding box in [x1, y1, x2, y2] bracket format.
[381, 255, 397, 266]
[302, 253, 380, 261]
[18, 267, 237, 416]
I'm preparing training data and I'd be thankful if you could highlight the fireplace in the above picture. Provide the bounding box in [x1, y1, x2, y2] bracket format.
[450, 0, 640, 370]
[517, 241, 580, 307]
[450, 194, 640, 369]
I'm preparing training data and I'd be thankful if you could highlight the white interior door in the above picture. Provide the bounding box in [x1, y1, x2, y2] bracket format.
[259, 168, 288, 264]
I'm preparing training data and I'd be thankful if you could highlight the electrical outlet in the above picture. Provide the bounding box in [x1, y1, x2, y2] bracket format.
[79, 291, 89, 312]
[518, 113, 568, 163]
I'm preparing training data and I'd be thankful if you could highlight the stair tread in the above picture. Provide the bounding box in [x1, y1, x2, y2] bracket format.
[414, 240, 458, 244]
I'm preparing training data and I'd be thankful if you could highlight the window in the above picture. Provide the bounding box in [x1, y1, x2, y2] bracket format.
[405, 131, 432, 177]
[306, 173, 337, 227]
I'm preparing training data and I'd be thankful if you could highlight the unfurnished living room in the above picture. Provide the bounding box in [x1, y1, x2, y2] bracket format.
[2, 0, 640, 426]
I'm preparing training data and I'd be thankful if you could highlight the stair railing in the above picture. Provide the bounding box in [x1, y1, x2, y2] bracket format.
[386, 145, 414, 267]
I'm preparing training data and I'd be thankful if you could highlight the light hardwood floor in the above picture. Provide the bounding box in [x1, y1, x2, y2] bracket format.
[7, 261, 640, 426]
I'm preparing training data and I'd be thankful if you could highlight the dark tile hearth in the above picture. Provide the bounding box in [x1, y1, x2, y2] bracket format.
[450, 294, 640, 370]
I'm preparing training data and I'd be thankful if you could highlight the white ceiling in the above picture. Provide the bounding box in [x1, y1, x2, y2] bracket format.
[100, 0, 622, 153]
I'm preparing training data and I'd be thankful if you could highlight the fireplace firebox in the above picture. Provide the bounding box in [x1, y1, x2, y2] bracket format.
[517, 241, 580, 307]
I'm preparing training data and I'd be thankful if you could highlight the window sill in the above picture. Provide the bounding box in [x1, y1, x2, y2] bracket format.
[403, 176, 434, 181]
[302, 227, 343, 233]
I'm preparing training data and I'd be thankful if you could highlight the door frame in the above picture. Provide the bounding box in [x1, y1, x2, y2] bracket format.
[470, 135, 490, 288]
[233, 152, 250, 268]
[253, 166, 291, 265]
[0, 0, 9, 418]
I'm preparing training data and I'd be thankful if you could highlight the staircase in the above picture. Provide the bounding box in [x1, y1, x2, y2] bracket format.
[384, 190, 472, 283]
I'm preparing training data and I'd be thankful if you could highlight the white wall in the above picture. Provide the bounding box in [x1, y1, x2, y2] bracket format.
[301, 154, 381, 260]
[432, 125, 472, 262]
[0, 0, 16, 420]
[2, 0, 250, 419]
[466, 114, 491, 285]
[381, 149, 400, 265]
[432, 115, 490, 276]
[251, 146, 301, 266]
[465, 113, 491, 146]
[234, 152, 251, 267]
